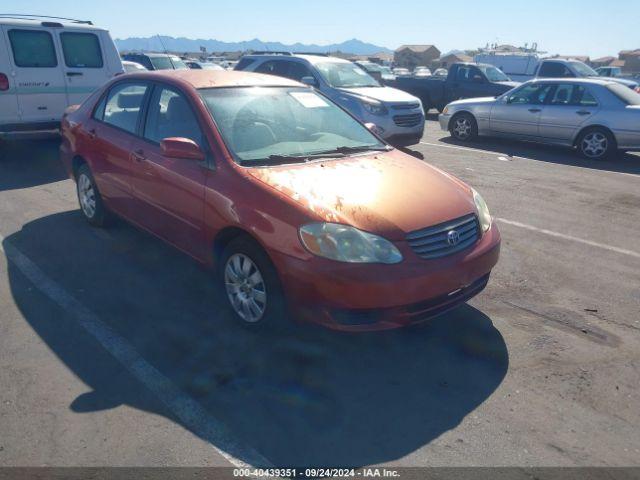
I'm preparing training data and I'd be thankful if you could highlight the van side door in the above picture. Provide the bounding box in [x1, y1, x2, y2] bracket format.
[2, 25, 68, 125]
[56, 29, 113, 106]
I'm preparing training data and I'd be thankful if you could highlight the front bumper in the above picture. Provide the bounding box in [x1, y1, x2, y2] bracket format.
[271, 222, 501, 331]
[439, 113, 452, 132]
[363, 109, 425, 144]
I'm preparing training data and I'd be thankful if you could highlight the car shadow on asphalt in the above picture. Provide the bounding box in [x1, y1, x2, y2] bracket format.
[0, 138, 68, 192]
[437, 135, 640, 176]
[4, 210, 509, 468]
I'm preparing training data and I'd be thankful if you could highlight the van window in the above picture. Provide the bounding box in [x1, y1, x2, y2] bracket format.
[102, 83, 149, 134]
[143, 87, 204, 146]
[60, 32, 103, 68]
[8, 29, 57, 68]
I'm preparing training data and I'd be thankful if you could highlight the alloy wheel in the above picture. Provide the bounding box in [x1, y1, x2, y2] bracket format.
[453, 117, 472, 140]
[581, 132, 608, 159]
[78, 174, 96, 219]
[224, 253, 267, 323]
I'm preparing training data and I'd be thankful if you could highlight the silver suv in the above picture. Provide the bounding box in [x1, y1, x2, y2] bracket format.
[235, 53, 425, 146]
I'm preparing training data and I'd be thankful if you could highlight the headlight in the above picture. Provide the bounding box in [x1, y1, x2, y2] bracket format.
[299, 223, 402, 264]
[472, 188, 492, 233]
[360, 97, 388, 116]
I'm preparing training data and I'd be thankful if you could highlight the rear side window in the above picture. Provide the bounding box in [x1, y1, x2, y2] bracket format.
[60, 32, 103, 68]
[235, 58, 255, 71]
[101, 83, 149, 134]
[8, 29, 57, 68]
[549, 84, 598, 106]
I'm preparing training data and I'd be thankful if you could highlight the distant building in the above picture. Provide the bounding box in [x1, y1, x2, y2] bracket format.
[394, 45, 441, 69]
[619, 49, 640, 73]
[439, 53, 473, 68]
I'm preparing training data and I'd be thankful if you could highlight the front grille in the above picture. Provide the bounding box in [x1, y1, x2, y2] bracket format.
[407, 214, 480, 259]
[393, 113, 423, 127]
[391, 102, 421, 110]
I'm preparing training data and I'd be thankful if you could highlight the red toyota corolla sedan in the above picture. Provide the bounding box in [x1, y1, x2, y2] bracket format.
[60, 70, 500, 331]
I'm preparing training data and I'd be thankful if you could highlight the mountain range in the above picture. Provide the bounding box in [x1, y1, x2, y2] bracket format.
[114, 36, 393, 55]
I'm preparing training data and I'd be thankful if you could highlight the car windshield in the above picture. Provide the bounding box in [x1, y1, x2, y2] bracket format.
[315, 62, 380, 88]
[479, 65, 510, 82]
[570, 61, 599, 77]
[150, 56, 188, 70]
[199, 86, 387, 165]
[607, 83, 640, 105]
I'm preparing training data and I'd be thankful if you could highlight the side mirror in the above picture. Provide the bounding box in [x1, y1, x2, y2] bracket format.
[301, 76, 318, 87]
[160, 137, 205, 161]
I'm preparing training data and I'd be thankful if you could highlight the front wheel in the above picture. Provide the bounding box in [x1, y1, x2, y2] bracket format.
[219, 236, 288, 329]
[449, 112, 478, 142]
[577, 128, 616, 160]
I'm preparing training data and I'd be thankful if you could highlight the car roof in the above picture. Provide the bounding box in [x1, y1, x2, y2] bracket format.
[0, 17, 105, 31]
[242, 53, 349, 65]
[529, 78, 615, 86]
[123, 69, 304, 89]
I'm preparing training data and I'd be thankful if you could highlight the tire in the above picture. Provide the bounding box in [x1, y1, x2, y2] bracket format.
[449, 112, 478, 142]
[76, 164, 112, 227]
[576, 127, 616, 160]
[218, 236, 288, 329]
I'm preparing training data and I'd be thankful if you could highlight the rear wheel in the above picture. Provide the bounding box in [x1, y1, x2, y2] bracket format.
[577, 127, 616, 160]
[219, 236, 288, 329]
[449, 112, 478, 141]
[76, 164, 111, 227]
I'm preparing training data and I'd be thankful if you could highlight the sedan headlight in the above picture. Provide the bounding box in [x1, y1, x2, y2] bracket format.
[299, 223, 402, 264]
[360, 97, 388, 116]
[472, 188, 492, 233]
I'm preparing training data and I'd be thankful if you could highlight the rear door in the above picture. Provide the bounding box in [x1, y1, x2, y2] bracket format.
[2, 25, 68, 123]
[0, 26, 20, 126]
[538, 83, 600, 142]
[56, 29, 110, 106]
[490, 82, 553, 136]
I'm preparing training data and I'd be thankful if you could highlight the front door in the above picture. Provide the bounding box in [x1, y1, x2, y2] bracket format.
[2, 25, 68, 124]
[538, 83, 600, 142]
[129, 84, 207, 260]
[490, 82, 553, 136]
[56, 29, 110, 106]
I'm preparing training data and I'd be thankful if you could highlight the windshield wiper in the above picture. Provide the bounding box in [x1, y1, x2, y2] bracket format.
[239, 151, 347, 167]
[315, 145, 393, 155]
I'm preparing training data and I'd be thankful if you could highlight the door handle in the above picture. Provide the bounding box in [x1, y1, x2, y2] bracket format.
[528, 108, 542, 113]
[576, 110, 591, 116]
[66, 72, 83, 77]
[131, 149, 146, 162]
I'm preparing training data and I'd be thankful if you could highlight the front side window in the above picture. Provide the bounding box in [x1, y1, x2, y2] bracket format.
[60, 32, 103, 68]
[8, 29, 57, 68]
[315, 62, 380, 88]
[508, 83, 553, 105]
[101, 83, 149, 134]
[144, 87, 204, 146]
[199, 87, 386, 164]
[569, 62, 598, 77]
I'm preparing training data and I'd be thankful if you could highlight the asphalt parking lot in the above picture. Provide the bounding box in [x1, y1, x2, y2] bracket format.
[1, 117, 639, 468]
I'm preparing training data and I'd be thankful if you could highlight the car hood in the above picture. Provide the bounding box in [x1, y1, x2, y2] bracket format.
[449, 96, 497, 107]
[497, 80, 520, 88]
[589, 76, 638, 88]
[243, 149, 476, 240]
[338, 86, 420, 104]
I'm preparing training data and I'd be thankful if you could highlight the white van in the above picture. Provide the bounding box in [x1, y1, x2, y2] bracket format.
[0, 15, 123, 137]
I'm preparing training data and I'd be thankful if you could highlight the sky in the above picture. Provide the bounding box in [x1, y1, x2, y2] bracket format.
[5, 0, 638, 58]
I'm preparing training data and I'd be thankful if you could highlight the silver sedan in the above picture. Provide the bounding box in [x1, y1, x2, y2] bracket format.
[439, 78, 640, 160]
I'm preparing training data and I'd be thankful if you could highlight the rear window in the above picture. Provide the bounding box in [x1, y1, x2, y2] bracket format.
[60, 32, 103, 68]
[8, 29, 57, 68]
[607, 83, 640, 105]
[235, 58, 256, 71]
